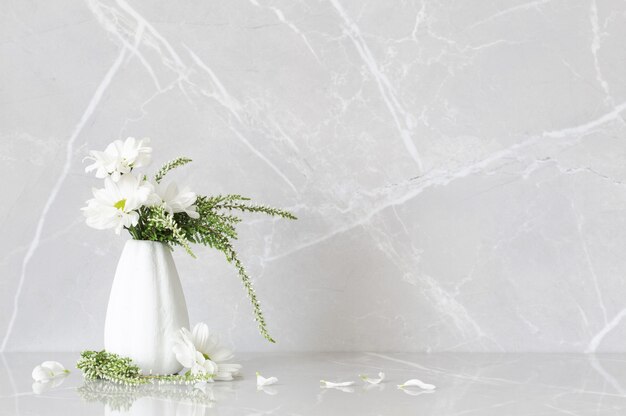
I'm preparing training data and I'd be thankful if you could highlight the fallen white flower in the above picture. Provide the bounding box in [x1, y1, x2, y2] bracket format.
[173, 323, 242, 382]
[397, 379, 436, 390]
[172, 331, 216, 379]
[190, 354, 218, 377]
[360, 372, 385, 384]
[31, 361, 69, 383]
[256, 372, 278, 387]
[189, 323, 241, 381]
[320, 380, 355, 388]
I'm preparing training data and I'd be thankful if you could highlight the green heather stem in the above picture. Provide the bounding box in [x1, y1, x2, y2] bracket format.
[223, 241, 275, 343]
[77, 350, 213, 385]
[154, 157, 192, 183]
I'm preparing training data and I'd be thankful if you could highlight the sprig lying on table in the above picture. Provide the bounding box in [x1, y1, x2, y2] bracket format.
[76, 350, 213, 386]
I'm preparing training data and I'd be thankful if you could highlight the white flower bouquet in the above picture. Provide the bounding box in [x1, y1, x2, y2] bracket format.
[82, 137, 296, 342]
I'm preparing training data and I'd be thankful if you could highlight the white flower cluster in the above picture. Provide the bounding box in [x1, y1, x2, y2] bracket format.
[82, 137, 199, 234]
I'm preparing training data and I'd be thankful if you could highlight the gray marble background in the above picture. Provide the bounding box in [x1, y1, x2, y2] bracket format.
[2, 0, 626, 353]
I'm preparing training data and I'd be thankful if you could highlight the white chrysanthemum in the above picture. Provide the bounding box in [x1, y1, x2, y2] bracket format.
[172, 327, 200, 369]
[117, 137, 151, 168]
[85, 137, 152, 181]
[82, 174, 153, 234]
[83, 146, 119, 179]
[154, 181, 199, 219]
[172, 323, 241, 381]
[172, 327, 218, 378]
[190, 323, 241, 381]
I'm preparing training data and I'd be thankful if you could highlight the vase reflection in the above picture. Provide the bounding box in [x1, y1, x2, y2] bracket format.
[77, 380, 237, 415]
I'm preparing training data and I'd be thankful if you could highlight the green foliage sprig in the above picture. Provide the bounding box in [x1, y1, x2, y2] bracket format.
[154, 157, 192, 183]
[126, 159, 296, 343]
[76, 350, 213, 386]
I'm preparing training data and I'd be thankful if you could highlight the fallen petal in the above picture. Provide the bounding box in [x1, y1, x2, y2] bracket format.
[41, 361, 68, 376]
[398, 379, 436, 390]
[320, 380, 355, 388]
[256, 372, 278, 387]
[360, 372, 385, 385]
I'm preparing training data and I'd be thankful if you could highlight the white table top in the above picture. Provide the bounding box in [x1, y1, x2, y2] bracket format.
[2, 352, 626, 415]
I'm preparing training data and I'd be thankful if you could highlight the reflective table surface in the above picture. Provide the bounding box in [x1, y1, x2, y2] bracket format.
[2, 352, 626, 415]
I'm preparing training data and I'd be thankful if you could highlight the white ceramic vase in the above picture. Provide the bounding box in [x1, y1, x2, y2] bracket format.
[104, 240, 189, 375]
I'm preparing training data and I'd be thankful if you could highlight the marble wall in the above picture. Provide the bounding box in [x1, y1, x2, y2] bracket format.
[2, 0, 626, 352]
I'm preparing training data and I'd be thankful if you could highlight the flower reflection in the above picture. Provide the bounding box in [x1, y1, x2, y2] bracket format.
[32, 374, 68, 395]
[257, 385, 278, 396]
[77, 379, 237, 415]
[362, 382, 385, 392]
[398, 388, 435, 397]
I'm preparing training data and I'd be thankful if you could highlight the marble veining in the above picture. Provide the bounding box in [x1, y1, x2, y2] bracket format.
[2, 0, 626, 352]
